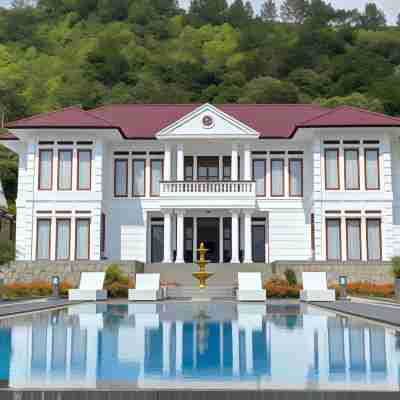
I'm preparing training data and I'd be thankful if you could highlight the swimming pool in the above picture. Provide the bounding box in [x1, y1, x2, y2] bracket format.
[0, 301, 399, 391]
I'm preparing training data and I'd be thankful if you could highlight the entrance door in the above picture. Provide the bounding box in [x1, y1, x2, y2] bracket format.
[252, 224, 266, 263]
[151, 224, 164, 263]
[197, 218, 219, 263]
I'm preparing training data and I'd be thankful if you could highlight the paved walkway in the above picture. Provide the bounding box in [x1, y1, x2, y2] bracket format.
[0, 298, 79, 318]
[312, 300, 400, 326]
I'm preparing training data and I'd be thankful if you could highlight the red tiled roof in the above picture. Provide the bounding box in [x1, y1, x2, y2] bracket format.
[5, 104, 400, 140]
[0, 131, 17, 140]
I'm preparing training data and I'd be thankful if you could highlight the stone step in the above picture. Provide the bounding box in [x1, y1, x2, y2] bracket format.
[167, 286, 235, 299]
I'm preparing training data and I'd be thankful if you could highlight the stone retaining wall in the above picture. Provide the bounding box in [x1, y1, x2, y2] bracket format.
[0, 261, 145, 286]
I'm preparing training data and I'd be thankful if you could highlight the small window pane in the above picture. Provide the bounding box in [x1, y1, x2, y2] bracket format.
[76, 219, 90, 260]
[56, 220, 70, 260]
[253, 159, 266, 196]
[289, 159, 303, 196]
[114, 160, 128, 196]
[365, 150, 379, 190]
[78, 150, 91, 190]
[58, 150, 72, 190]
[37, 220, 51, 260]
[271, 159, 284, 196]
[223, 156, 231, 180]
[184, 157, 193, 181]
[133, 159, 145, 196]
[39, 150, 53, 190]
[326, 219, 341, 260]
[345, 150, 359, 190]
[367, 219, 381, 260]
[347, 219, 361, 260]
[151, 160, 163, 196]
[325, 150, 339, 189]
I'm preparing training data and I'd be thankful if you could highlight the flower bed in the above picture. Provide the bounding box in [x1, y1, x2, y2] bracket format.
[332, 282, 394, 298]
[1, 281, 73, 300]
[264, 278, 301, 298]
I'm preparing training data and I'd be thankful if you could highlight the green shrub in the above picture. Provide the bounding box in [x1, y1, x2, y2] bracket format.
[105, 264, 128, 285]
[0, 240, 15, 266]
[284, 269, 297, 286]
[392, 257, 400, 278]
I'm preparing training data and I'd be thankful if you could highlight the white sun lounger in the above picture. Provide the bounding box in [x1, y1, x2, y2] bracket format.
[236, 272, 266, 302]
[300, 272, 336, 302]
[68, 272, 108, 301]
[128, 273, 163, 301]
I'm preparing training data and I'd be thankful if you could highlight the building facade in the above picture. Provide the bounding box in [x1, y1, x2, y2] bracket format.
[1, 103, 400, 264]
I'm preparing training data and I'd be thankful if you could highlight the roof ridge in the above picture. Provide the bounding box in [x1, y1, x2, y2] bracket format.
[334, 105, 400, 123]
[8, 106, 82, 125]
[91, 103, 328, 109]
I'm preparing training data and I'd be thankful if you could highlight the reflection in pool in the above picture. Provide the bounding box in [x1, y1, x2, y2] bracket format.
[0, 302, 399, 390]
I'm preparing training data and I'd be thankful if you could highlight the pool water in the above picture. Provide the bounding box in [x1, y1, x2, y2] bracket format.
[0, 302, 399, 390]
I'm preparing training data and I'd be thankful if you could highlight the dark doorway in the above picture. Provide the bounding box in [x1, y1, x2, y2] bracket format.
[197, 218, 219, 263]
[151, 224, 164, 263]
[252, 224, 266, 263]
[184, 218, 194, 263]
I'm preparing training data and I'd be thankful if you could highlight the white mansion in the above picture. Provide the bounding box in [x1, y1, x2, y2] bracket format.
[1, 103, 400, 265]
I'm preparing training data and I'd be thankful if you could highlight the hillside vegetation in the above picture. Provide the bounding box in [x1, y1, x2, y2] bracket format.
[1, 0, 400, 207]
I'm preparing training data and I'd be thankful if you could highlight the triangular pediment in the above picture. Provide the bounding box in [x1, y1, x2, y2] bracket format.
[156, 104, 259, 139]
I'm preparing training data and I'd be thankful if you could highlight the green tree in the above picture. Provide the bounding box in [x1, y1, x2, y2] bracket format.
[239, 76, 299, 103]
[226, 0, 253, 28]
[280, 0, 307, 24]
[260, 0, 277, 22]
[189, 0, 228, 25]
[316, 93, 385, 113]
[358, 2, 386, 30]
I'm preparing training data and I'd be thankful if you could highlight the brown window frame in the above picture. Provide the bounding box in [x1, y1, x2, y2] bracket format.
[344, 149, 360, 190]
[366, 218, 382, 261]
[364, 149, 380, 190]
[270, 158, 285, 197]
[57, 149, 73, 191]
[114, 159, 128, 198]
[324, 149, 340, 190]
[36, 218, 51, 260]
[77, 149, 92, 191]
[150, 159, 164, 197]
[75, 218, 91, 260]
[325, 218, 342, 261]
[346, 218, 361, 261]
[289, 158, 303, 197]
[55, 218, 71, 261]
[252, 159, 266, 197]
[38, 149, 53, 191]
[132, 159, 146, 197]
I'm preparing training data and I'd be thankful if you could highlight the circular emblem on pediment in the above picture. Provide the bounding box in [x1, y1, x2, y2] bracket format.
[202, 115, 214, 129]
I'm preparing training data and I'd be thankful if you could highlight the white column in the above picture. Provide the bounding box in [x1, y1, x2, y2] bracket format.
[177, 143, 184, 181]
[176, 211, 185, 263]
[231, 211, 240, 263]
[163, 212, 172, 263]
[244, 211, 253, 263]
[164, 143, 171, 181]
[244, 144, 251, 181]
[219, 216, 224, 263]
[231, 144, 239, 181]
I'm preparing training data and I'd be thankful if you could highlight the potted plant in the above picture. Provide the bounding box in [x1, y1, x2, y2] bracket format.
[392, 257, 400, 300]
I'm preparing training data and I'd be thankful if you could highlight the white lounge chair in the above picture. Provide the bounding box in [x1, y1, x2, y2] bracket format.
[236, 272, 266, 302]
[300, 272, 335, 302]
[68, 272, 108, 301]
[128, 273, 163, 301]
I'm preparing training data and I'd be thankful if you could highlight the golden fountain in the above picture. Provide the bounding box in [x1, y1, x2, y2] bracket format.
[192, 242, 214, 288]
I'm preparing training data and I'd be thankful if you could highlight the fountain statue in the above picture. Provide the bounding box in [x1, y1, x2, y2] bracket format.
[192, 242, 214, 288]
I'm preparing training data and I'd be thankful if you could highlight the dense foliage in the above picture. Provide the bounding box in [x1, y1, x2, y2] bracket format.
[1, 0, 400, 208]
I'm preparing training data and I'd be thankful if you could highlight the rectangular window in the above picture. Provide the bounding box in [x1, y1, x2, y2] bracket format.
[223, 156, 231, 180]
[56, 219, 70, 260]
[36, 219, 51, 260]
[367, 219, 381, 260]
[253, 159, 266, 196]
[344, 149, 360, 190]
[326, 218, 341, 261]
[77, 150, 91, 190]
[133, 159, 146, 196]
[184, 157, 193, 181]
[289, 159, 303, 196]
[325, 149, 339, 190]
[150, 159, 163, 196]
[76, 219, 90, 260]
[271, 159, 284, 196]
[346, 219, 361, 261]
[114, 159, 128, 197]
[58, 150, 72, 190]
[39, 149, 53, 190]
[365, 149, 380, 190]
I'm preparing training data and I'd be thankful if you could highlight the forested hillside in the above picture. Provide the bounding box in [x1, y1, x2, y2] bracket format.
[1, 0, 400, 207]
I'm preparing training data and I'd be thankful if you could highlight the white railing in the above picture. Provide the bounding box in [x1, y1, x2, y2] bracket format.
[161, 180, 255, 194]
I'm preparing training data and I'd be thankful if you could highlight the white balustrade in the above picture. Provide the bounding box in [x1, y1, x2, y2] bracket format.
[161, 180, 255, 195]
